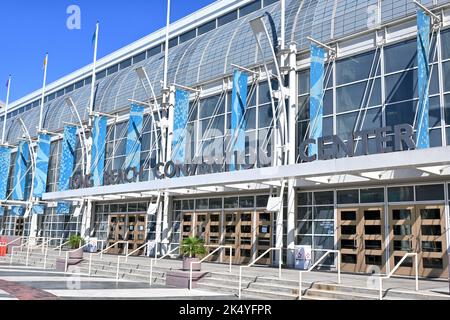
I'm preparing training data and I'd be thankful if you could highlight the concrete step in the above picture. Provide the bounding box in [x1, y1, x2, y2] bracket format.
[304, 288, 378, 300]
[202, 272, 262, 283]
[76, 267, 166, 285]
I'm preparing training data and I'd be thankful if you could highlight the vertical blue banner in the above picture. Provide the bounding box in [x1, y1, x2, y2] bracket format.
[0, 146, 11, 201]
[416, 8, 431, 149]
[124, 104, 144, 175]
[33, 134, 51, 198]
[91, 115, 107, 186]
[309, 44, 325, 157]
[57, 125, 77, 215]
[172, 89, 190, 164]
[12, 141, 30, 201]
[230, 70, 248, 171]
[0, 146, 11, 217]
[12, 142, 30, 217]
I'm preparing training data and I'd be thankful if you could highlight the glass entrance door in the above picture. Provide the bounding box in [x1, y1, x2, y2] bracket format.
[338, 207, 386, 273]
[389, 205, 448, 278]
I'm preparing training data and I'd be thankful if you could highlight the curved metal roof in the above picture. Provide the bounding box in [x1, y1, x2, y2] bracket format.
[4, 0, 442, 144]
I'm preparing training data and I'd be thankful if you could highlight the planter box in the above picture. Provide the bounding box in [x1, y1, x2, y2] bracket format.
[166, 270, 207, 289]
[68, 247, 84, 260]
[182, 257, 201, 271]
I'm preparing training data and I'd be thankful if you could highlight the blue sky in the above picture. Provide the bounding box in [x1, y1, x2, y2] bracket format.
[0, 0, 216, 102]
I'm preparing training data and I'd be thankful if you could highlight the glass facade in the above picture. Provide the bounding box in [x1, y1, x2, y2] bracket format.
[297, 32, 450, 160]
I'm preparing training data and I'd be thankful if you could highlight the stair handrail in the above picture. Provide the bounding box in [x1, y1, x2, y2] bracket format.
[52, 239, 70, 256]
[298, 249, 341, 300]
[238, 247, 282, 299]
[116, 242, 150, 280]
[88, 241, 129, 276]
[189, 245, 233, 290]
[9, 238, 34, 265]
[378, 252, 418, 300]
[2, 236, 26, 248]
[149, 244, 179, 285]
[64, 242, 91, 272]
[34, 237, 64, 253]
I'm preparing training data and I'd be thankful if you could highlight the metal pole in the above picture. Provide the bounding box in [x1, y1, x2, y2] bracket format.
[189, 262, 193, 290]
[88, 253, 92, 276]
[116, 256, 120, 280]
[43, 248, 48, 269]
[163, 0, 171, 91]
[415, 253, 419, 291]
[298, 272, 302, 300]
[65, 252, 69, 273]
[229, 247, 232, 273]
[379, 277, 383, 300]
[149, 259, 153, 285]
[238, 267, 242, 299]
[89, 22, 99, 125]
[337, 251, 341, 284]
[278, 248, 282, 279]
[38, 53, 48, 131]
[2, 75, 11, 144]
[280, 0, 285, 51]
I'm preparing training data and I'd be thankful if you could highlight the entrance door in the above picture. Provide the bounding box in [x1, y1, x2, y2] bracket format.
[223, 212, 253, 264]
[338, 207, 386, 273]
[389, 205, 448, 278]
[108, 214, 147, 255]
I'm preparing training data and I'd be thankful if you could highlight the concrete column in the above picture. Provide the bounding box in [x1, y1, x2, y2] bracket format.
[80, 200, 93, 238]
[29, 214, 38, 240]
[286, 43, 298, 267]
[162, 192, 171, 254]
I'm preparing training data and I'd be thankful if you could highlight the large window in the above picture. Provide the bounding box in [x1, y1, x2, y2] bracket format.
[297, 191, 335, 265]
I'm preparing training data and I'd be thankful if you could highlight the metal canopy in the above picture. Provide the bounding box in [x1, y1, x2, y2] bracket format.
[42, 147, 450, 201]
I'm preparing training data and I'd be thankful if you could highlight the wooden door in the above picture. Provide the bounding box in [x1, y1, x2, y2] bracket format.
[416, 205, 448, 278]
[338, 208, 364, 273]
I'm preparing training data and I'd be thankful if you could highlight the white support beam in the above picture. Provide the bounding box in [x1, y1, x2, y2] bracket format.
[417, 165, 450, 176]
[43, 147, 450, 201]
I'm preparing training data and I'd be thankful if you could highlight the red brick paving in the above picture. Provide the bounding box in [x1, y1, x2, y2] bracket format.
[0, 279, 60, 300]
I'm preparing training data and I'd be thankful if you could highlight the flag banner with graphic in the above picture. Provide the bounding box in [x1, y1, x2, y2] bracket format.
[0, 146, 11, 203]
[57, 126, 77, 215]
[33, 134, 51, 198]
[91, 115, 107, 187]
[309, 44, 325, 157]
[32, 205, 45, 215]
[11, 206, 24, 216]
[124, 104, 144, 178]
[172, 89, 190, 164]
[230, 70, 248, 171]
[416, 8, 431, 149]
[12, 141, 30, 201]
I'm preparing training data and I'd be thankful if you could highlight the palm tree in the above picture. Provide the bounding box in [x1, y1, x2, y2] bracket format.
[181, 236, 206, 258]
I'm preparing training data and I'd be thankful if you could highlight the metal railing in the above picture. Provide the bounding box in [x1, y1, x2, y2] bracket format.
[10, 237, 46, 265]
[52, 240, 71, 256]
[378, 252, 418, 300]
[189, 245, 233, 290]
[298, 250, 341, 300]
[88, 241, 129, 276]
[149, 244, 179, 285]
[116, 242, 149, 280]
[238, 247, 282, 299]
